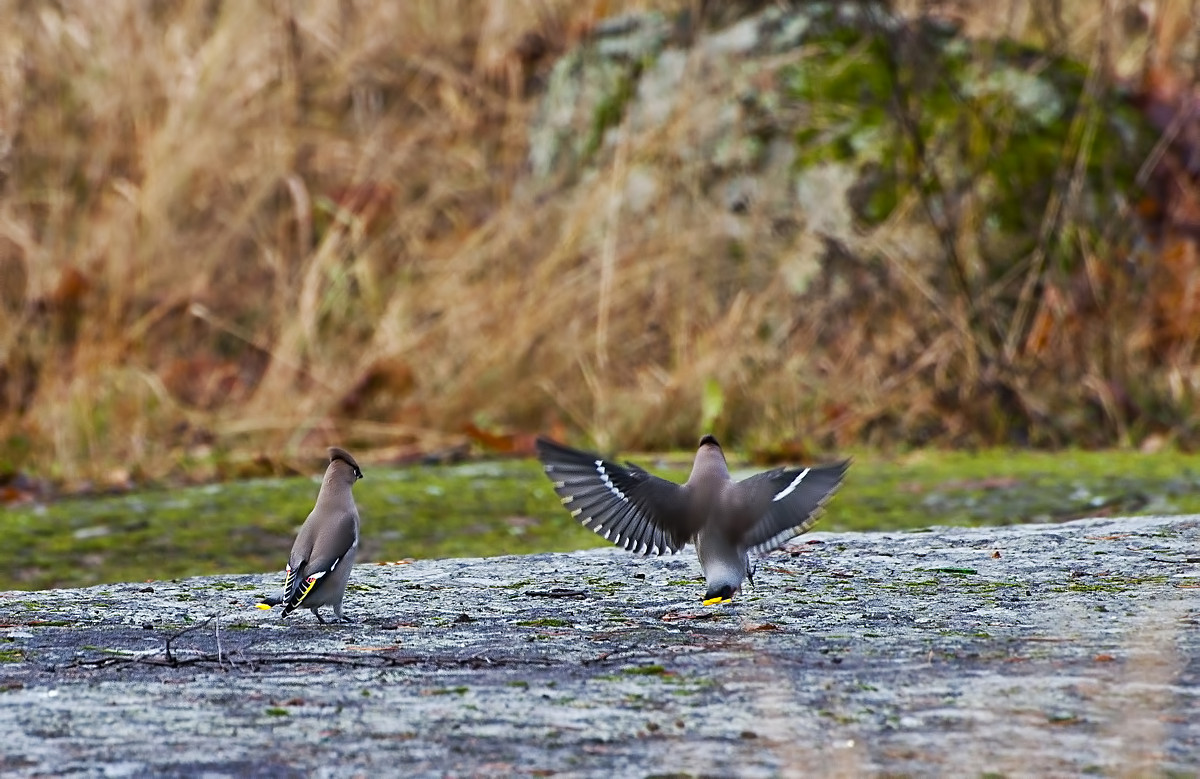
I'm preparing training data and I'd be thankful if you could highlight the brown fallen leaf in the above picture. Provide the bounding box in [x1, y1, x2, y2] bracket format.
[744, 622, 780, 632]
[1094, 654, 1116, 662]
[462, 422, 535, 455]
[0, 485, 36, 506]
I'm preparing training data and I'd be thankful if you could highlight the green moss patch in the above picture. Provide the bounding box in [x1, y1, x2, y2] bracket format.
[4, 448, 1200, 590]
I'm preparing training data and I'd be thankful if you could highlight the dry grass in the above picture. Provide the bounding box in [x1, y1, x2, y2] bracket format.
[0, 0, 614, 485]
[0, 0, 1197, 488]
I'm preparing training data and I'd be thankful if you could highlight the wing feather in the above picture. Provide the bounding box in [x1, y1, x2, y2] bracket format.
[280, 509, 358, 615]
[736, 460, 849, 555]
[536, 437, 696, 554]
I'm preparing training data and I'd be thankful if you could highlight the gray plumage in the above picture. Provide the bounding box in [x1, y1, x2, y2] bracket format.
[259, 447, 364, 623]
[536, 435, 848, 603]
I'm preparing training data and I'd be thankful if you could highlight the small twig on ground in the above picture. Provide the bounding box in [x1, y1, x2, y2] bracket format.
[164, 617, 215, 666]
[213, 612, 239, 670]
[213, 613, 222, 669]
[61, 650, 558, 673]
[524, 588, 588, 598]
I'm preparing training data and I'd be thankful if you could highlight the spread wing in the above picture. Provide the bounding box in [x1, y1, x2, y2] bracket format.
[735, 460, 849, 555]
[536, 436, 696, 555]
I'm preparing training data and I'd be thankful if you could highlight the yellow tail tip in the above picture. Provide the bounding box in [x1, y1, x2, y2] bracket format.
[255, 602, 272, 610]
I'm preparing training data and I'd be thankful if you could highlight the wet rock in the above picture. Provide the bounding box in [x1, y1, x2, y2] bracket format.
[0, 514, 1197, 776]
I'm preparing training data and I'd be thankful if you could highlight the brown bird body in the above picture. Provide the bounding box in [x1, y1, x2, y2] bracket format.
[536, 435, 848, 603]
[259, 447, 363, 623]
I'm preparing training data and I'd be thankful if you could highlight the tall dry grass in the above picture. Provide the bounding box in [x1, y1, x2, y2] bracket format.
[0, 0, 617, 485]
[0, 0, 1196, 488]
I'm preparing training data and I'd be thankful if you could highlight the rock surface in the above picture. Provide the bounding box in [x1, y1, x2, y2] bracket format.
[2, 514, 1198, 777]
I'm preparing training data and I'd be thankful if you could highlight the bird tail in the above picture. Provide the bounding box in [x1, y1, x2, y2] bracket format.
[280, 569, 327, 616]
[281, 561, 304, 606]
[257, 561, 303, 612]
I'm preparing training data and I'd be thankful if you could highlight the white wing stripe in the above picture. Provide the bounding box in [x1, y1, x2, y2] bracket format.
[772, 468, 811, 502]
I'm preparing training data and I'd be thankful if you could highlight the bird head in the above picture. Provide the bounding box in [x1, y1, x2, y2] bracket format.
[328, 447, 364, 482]
[702, 583, 736, 606]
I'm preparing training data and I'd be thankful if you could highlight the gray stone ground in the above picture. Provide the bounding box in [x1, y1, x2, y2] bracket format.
[1, 514, 1198, 778]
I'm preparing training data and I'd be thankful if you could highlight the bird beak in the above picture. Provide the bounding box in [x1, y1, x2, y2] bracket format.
[255, 602, 273, 610]
[702, 596, 733, 606]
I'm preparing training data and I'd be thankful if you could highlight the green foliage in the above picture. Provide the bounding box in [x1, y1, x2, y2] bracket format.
[699, 378, 724, 438]
[784, 23, 1149, 250]
[585, 70, 636, 161]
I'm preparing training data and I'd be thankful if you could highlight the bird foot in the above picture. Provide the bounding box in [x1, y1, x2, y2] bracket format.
[316, 611, 354, 624]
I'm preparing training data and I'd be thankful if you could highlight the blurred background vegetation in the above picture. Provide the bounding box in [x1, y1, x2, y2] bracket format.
[0, 0, 1198, 496]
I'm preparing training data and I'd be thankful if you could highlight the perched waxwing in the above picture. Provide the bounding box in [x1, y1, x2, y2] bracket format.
[536, 435, 848, 604]
[258, 447, 364, 623]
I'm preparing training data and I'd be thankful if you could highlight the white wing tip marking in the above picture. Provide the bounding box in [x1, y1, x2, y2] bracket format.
[772, 467, 811, 502]
[594, 459, 630, 503]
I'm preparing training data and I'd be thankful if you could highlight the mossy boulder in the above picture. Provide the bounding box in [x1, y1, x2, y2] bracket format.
[524, 2, 1161, 448]
[529, 3, 1153, 281]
